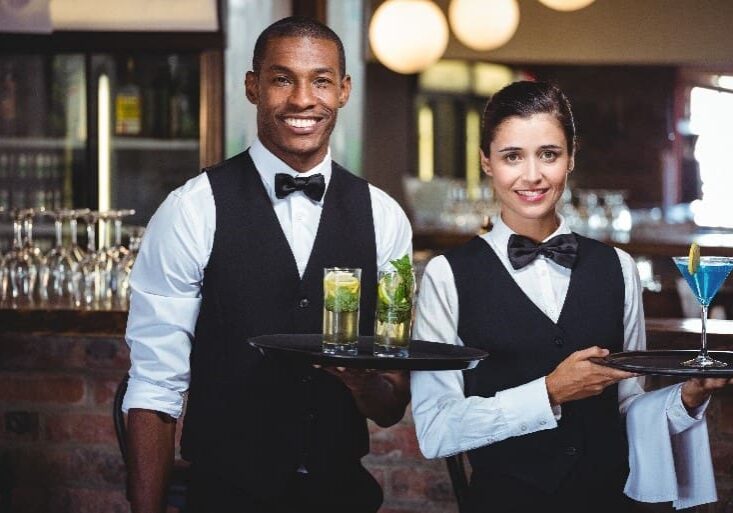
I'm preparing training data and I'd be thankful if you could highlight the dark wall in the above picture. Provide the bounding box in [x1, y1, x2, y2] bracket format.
[363, 62, 416, 213]
[525, 65, 678, 208]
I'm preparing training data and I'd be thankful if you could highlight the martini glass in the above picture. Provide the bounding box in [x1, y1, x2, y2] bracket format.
[673, 256, 733, 368]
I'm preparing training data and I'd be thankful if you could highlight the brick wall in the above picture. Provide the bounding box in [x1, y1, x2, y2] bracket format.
[1, 332, 732, 513]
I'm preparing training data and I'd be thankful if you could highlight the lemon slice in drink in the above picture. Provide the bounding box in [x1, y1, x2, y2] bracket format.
[688, 242, 700, 274]
[324, 271, 360, 296]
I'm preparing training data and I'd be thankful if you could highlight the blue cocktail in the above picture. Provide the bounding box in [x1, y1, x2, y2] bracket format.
[673, 256, 733, 368]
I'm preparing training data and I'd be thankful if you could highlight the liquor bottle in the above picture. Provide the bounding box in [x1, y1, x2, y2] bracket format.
[0, 62, 18, 136]
[0, 153, 10, 209]
[168, 56, 197, 138]
[13, 153, 28, 208]
[144, 59, 171, 138]
[115, 58, 142, 136]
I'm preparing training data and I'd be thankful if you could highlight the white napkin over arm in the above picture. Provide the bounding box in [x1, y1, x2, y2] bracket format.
[624, 383, 717, 509]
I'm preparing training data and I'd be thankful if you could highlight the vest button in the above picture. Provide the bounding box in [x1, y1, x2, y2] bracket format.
[298, 298, 310, 308]
[565, 446, 577, 456]
[554, 337, 564, 347]
[305, 411, 316, 421]
[301, 374, 313, 384]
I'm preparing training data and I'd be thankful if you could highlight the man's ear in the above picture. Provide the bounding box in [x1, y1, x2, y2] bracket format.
[480, 150, 492, 177]
[245, 71, 258, 105]
[338, 74, 352, 108]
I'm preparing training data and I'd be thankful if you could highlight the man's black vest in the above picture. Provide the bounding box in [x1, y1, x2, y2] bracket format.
[445, 235, 627, 494]
[180, 151, 377, 492]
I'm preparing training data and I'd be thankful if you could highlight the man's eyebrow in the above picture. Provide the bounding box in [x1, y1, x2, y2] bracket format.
[266, 65, 336, 75]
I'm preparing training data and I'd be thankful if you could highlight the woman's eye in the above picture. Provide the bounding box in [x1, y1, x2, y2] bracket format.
[505, 153, 520, 163]
[540, 150, 558, 161]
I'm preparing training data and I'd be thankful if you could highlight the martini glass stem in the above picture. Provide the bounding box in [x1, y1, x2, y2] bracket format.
[700, 303, 709, 359]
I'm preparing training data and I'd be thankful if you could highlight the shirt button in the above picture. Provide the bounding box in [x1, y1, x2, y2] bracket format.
[520, 424, 528, 432]
[301, 374, 313, 384]
[305, 411, 316, 421]
[298, 298, 310, 308]
[565, 446, 577, 456]
[540, 420, 547, 426]
[554, 337, 564, 347]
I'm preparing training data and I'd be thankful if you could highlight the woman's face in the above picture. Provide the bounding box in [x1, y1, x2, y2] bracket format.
[481, 113, 573, 235]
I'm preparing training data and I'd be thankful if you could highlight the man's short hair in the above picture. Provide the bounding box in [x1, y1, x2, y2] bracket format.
[252, 16, 346, 78]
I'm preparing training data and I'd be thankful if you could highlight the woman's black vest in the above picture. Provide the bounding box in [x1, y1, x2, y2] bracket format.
[445, 235, 627, 494]
[180, 151, 377, 493]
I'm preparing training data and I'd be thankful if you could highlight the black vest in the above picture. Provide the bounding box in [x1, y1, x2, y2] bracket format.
[446, 235, 627, 494]
[181, 151, 378, 491]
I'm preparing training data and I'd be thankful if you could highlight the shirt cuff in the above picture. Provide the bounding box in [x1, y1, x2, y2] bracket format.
[122, 375, 186, 419]
[495, 377, 558, 437]
[667, 383, 708, 435]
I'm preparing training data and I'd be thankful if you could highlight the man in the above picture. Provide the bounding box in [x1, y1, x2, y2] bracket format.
[122, 17, 412, 513]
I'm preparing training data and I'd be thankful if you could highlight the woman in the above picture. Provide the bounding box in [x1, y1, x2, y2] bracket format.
[411, 81, 728, 513]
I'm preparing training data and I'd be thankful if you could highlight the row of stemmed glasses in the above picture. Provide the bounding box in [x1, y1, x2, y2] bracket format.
[1, 208, 140, 309]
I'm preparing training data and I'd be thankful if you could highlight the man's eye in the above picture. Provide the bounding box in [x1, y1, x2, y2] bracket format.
[314, 77, 332, 87]
[274, 76, 291, 85]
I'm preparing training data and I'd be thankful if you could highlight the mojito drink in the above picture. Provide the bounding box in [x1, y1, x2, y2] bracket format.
[322, 268, 361, 355]
[374, 256, 414, 357]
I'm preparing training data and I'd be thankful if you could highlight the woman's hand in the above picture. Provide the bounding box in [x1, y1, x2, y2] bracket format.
[546, 346, 637, 406]
[680, 377, 733, 410]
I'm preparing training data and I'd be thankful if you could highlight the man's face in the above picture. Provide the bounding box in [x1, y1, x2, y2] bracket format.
[245, 36, 351, 172]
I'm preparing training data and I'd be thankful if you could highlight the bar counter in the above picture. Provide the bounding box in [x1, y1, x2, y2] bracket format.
[1, 308, 732, 512]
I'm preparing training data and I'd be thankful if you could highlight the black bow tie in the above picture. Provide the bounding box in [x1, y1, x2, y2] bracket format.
[507, 233, 578, 270]
[274, 173, 325, 202]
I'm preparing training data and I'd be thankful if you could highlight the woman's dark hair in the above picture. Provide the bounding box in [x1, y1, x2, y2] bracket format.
[253, 16, 346, 78]
[481, 80, 576, 156]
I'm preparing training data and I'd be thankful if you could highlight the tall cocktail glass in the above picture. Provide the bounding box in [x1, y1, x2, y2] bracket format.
[374, 269, 414, 357]
[322, 268, 361, 355]
[673, 256, 733, 368]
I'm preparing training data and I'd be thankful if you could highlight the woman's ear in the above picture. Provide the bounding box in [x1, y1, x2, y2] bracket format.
[567, 156, 575, 174]
[480, 150, 492, 177]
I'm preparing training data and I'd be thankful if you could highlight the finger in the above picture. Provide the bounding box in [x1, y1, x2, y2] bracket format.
[574, 346, 609, 361]
[312, 364, 322, 369]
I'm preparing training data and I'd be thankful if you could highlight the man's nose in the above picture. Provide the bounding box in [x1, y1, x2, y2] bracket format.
[289, 81, 316, 109]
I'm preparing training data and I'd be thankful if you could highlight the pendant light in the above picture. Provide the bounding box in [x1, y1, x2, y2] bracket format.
[369, 0, 449, 74]
[538, 0, 595, 12]
[448, 0, 520, 52]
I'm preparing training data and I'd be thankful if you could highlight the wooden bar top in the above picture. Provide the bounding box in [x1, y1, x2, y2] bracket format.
[0, 307, 128, 335]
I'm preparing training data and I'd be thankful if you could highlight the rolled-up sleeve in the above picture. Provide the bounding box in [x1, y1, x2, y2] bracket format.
[122, 176, 214, 419]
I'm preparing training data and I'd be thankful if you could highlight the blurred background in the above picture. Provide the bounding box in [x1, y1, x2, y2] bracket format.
[1, 1, 733, 512]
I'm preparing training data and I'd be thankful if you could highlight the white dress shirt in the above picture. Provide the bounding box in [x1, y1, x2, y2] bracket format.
[411, 215, 705, 460]
[123, 138, 413, 418]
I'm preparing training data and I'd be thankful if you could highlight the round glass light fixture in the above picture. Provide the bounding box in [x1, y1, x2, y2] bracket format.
[538, 0, 595, 11]
[369, 0, 449, 74]
[449, 0, 520, 52]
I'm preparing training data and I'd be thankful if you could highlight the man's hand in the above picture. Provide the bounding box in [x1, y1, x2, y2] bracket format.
[317, 366, 410, 427]
[681, 377, 733, 410]
[546, 346, 637, 406]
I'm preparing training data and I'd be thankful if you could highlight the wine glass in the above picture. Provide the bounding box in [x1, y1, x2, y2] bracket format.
[68, 208, 90, 264]
[105, 209, 135, 298]
[115, 225, 144, 308]
[6, 208, 43, 306]
[78, 211, 106, 309]
[673, 256, 733, 368]
[39, 209, 79, 307]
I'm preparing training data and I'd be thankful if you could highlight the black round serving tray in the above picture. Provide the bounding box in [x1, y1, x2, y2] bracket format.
[248, 334, 488, 371]
[591, 350, 733, 377]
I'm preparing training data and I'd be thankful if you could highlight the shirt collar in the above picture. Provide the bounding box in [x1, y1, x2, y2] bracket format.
[483, 213, 571, 258]
[249, 137, 332, 203]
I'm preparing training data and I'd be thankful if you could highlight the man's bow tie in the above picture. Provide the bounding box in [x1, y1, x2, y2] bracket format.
[507, 233, 578, 270]
[274, 173, 325, 202]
